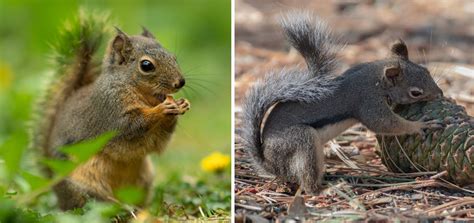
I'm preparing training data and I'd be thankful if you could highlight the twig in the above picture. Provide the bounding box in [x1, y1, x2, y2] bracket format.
[235, 203, 264, 211]
[430, 171, 448, 180]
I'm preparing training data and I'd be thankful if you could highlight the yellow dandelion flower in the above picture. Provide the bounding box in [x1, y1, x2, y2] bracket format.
[200, 152, 230, 173]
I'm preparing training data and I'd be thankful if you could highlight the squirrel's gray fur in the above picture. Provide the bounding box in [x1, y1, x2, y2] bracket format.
[280, 11, 340, 75]
[241, 12, 341, 168]
[241, 12, 443, 193]
[241, 69, 338, 167]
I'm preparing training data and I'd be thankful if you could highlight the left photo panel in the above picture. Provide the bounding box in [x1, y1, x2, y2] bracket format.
[0, 0, 231, 222]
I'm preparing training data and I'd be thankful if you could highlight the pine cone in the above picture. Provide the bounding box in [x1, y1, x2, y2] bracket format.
[377, 98, 474, 185]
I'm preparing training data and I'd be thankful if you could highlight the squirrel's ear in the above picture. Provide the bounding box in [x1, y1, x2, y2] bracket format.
[383, 65, 402, 86]
[141, 26, 155, 39]
[390, 39, 409, 60]
[111, 27, 132, 64]
[384, 65, 401, 81]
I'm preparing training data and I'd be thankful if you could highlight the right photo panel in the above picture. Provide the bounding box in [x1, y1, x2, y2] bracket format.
[234, 0, 474, 222]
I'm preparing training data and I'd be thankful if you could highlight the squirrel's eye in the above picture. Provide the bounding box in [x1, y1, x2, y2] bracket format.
[140, 60, 155, 73]
[409, 87, 424, 98]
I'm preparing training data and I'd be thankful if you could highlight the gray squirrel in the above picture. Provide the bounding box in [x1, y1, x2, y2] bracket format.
[240, 12, 444, 194]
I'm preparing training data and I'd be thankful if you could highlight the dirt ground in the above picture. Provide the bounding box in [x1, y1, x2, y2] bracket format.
[234, 0, 474, 221]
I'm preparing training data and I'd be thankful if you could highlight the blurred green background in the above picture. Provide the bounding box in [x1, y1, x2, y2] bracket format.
[0, 0, 231, 220]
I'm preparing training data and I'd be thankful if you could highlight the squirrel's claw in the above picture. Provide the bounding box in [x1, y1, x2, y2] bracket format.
[177, 99, 190, 115]
[418, 116, 445, 129]
[159, 98, 190, 115]
[156, 99, 179, 115]
[421, 119, 445, 130]
[175, 98, 185, 105]
[416, 119, 445, 140]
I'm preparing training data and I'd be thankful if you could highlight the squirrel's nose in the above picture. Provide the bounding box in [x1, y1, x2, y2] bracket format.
[174, 78, 185, 89]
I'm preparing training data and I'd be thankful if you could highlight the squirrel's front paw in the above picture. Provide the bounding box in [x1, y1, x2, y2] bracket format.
[419, 116, 445, 130]
[160, 102, 180, 115]
[156, 96, 189, 115]
[175, 98, 190, 115]
[416, 118, 445, 140]
[421, 119, 445, 130]
[155, 95, 180, 115]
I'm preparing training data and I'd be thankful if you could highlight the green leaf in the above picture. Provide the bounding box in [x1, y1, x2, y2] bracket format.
[20, 171, 49, 191]
[0, 130, 28, 179]
[41, 132, 116, 177]
[41, 159, 76, 177]
[59, 131, 116, 163]
[115, 186, 145, 206]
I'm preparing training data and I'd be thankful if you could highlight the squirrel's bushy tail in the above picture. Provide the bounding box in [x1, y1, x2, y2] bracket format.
[241, 70, 337, 167]
[30, 9, 110, 159]
[241, 12, 340, 168]
[280, 11, 340, 76]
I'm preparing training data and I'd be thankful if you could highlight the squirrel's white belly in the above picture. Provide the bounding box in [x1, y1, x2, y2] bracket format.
[311, 118, 358, 145]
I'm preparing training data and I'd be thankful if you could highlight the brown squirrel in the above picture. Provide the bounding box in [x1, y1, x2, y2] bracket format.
[31, 13, 189, 210]
[240, 12, 444, 194]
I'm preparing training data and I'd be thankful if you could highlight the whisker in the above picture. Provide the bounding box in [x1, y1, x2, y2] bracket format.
[186, 78, 215, 87]
[433, 64, 448, 85]
[422, 49, 427, 65]
[435, 73, 444, 83]
[185, 77, 213, 81]
[187, 80, 213, 88]
[436, 82, 449, 87]
[429, 28, 433, 58]
[186, 78, 219, 86]
[431, 66, 440, 84]
[182, 65, 204, 75]
[184, 85, 204, 98]
[186, 82, 216, 95]
[180, 88, 192, 100]
[430, 66, 439, 82]
[184, 73, 223, 78]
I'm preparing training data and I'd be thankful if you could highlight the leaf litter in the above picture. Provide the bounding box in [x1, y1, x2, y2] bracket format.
[235, 0, 474, 221]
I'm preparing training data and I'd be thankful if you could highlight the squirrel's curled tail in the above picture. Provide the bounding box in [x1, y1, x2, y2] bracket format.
[240, 13, 340, 168]
[30, 10, 110, 160]
[280, 11, 340, 76]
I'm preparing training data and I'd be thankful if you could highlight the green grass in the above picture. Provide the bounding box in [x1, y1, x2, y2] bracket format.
[0, 0, 231, 222]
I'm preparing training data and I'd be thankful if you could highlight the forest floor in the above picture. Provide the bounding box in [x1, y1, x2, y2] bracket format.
[234, 0, 474, 221]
